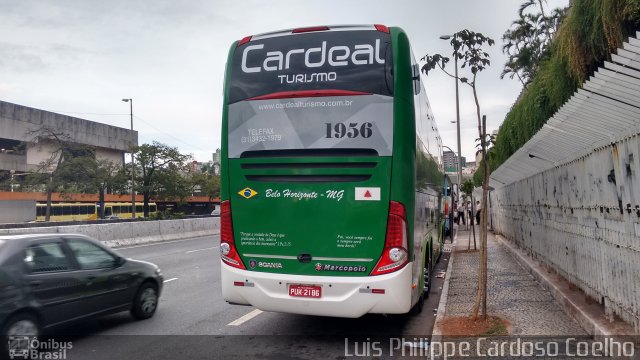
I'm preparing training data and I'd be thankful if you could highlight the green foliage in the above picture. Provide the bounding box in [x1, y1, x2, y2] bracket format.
[133, 141, 193, 216]
[461, 179, 475, 196]
[473, 163, 484, 187]
[147, 209, 185, 221]
[492, 0, 640, 172]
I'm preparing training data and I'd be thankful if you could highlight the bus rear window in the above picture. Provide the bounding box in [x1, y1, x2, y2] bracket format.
[227, 30, 395, 159]
[229, 30, 393, 104]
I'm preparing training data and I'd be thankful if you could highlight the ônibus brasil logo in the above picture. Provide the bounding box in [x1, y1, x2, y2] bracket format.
[238, 188, 258, 199]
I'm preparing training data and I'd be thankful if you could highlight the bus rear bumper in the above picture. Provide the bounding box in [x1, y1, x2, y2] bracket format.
[221, 262, 414, 318]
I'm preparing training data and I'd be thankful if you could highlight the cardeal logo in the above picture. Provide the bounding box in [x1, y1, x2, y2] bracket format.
[241, 39, 386, 74]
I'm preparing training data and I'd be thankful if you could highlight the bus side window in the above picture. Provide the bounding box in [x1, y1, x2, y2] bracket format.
[36, 206, 43, 217]
[71, 206, 79, 215]
[105, 207, 113, 216]
[136, 205, 143, 213]
[150, 205, 157, 212]
[53, 207, 62, 216]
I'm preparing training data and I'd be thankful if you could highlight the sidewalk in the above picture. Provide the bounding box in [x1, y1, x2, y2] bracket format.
[435, 224, 587, 336]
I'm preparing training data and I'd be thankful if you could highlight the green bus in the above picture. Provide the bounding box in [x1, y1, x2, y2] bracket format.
[220, 24, 448, 317]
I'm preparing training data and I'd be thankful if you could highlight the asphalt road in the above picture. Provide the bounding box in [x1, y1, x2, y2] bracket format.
[58, 233, 451, 359]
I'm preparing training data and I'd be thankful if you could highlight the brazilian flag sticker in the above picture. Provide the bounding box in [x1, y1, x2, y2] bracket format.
[238, 188, 258, 199]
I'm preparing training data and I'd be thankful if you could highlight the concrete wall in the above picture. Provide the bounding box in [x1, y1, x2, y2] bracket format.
[0, 101, 137, 151]
[490, 134, 640, 332]
[0, 200, 36, 224]
[0, 217, 220, 248]
[0, 100, 135, 171]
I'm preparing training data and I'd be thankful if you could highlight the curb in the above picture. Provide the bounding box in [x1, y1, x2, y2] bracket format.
[494, 234, 637, 337]
[432, 226, 457, 339]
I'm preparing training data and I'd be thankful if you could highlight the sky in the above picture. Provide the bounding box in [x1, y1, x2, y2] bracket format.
[0, 0, 568, 163]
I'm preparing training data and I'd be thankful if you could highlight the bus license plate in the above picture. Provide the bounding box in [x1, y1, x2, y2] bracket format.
[289, 284, 321, 298]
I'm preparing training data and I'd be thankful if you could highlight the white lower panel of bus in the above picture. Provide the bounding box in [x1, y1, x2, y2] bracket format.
[221, 262, 413, 318]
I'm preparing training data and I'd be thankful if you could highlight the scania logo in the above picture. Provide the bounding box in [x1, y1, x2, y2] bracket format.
[241, 39, 386, 74]
[238, 187, 258, 199]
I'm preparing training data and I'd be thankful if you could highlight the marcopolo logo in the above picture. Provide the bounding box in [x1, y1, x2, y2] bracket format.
[241, 39, 386, 74]
[238, 187, 258, 199]
[7, 336, 72, 360]
[315, 263, 366, 273]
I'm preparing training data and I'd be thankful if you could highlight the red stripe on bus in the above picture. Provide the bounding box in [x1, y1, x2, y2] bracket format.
[247, 90, 371, 101]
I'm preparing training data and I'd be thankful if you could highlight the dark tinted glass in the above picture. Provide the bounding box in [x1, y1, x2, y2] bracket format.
[229, 30, 393, 103]
[24, 242, 70, 272]
[67, 239, 116, 270]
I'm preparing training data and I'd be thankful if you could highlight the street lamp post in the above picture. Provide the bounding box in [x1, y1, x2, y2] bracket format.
[122, 98, 136, 219]
[440, 34, 463, 205]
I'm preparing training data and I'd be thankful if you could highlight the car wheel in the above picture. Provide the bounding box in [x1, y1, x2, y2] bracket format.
[2, 313, 40, 337]
[131, 282, 158, 320]
[2, 313, 40, 359]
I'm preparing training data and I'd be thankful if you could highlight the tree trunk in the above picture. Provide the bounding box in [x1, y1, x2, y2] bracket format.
[99, 187, 105, 219]
[144, 191, 150, 217]
[480, 115, 490, 320]
[45, 175, 52, 222]
[471, 81, 489, 321]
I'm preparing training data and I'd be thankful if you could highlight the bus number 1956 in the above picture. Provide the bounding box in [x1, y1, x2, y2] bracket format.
[325, 122, 373, 139]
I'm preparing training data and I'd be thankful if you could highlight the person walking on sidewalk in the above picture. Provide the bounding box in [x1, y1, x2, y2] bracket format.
[457, 201, 465, 226]
[475, 200, 482, 225]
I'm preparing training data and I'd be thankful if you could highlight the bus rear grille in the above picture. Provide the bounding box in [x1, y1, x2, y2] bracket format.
[245, 175, 371, 183]
[240, 148, 379, 158]
[241, 162, 377, 170]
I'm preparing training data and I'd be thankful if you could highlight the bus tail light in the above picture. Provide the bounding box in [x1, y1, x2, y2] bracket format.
[374, 24, 390, 33]
[292, 26, 330, 34]
[237, 36, 252, 47]
[220, 200, 246, 269]
[371, 201, 409, 275]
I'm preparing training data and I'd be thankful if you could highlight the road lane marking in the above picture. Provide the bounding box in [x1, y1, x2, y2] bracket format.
[163, 278, 179, 283]
[227, 309, 263, 326]
[185, 246, 218, 254]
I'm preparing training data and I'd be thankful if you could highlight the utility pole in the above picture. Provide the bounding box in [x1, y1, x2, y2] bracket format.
[122, 98, 136, 218]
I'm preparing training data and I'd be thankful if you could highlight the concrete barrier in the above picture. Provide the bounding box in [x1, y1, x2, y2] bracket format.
[0, 218, 220, 248]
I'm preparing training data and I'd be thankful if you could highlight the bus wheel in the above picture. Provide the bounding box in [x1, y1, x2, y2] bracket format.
[424, 248, 432, 297]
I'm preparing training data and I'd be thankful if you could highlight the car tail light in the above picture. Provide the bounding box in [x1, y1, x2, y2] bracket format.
[220, 200, 245, 269]
[371, 201, 409, 275]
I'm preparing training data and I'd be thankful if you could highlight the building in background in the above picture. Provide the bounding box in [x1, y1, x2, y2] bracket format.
[212, 148, 221, 175]
[443, 150, 466, 173]
[0, 100, 137, 175]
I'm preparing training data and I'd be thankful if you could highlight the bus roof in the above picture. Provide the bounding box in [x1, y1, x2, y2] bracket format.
[238, 24, 390, 45]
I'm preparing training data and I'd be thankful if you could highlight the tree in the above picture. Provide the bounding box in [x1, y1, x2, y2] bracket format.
[25, 126, 94, 221]
[133, 141, 192, 217]
[56, 157, 128, 218]
[422, 29, 494, 321]
[189, 171, 221, 212]
[501, 2, 567, 87]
